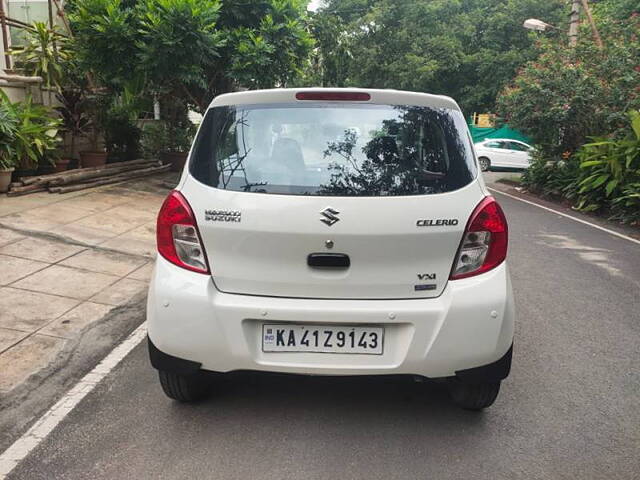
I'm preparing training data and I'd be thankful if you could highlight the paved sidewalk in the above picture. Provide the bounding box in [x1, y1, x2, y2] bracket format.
[0, 174, 173, 395]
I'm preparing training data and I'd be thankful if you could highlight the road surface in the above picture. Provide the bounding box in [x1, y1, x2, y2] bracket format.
[7, 190, 640, 480]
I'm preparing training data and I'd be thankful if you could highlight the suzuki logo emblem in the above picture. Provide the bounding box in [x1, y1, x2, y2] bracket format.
[320, 207, 340, 226]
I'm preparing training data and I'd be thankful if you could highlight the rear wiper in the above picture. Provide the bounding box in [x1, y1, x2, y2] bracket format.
[417, 170, 446, 180]
[242, 181, 268, 192]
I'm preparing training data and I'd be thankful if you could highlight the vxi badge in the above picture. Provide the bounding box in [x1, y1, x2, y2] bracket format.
[416, 218, 459, 227]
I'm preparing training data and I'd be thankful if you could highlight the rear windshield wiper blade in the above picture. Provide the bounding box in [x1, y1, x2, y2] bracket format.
[242, 181, 269, 192]
[418, 170, 446, 180]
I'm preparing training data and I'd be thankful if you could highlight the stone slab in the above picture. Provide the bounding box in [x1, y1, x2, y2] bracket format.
[39, 302, 114, 339]
[0, 288, 79, 332]
[0, 334, 66, 393]
[90, 278, 148, 306]
[0, 328, 29, 353]
[59, 249, 147, 277]
[11, 265, 120, 300]
[0, 255, 48, 286]
[127, 262, 154, 281]
[0, 228, 25, 248]
[0, 237, 85, 264]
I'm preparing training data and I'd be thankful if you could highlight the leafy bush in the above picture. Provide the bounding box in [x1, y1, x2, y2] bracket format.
[0, 98, 20, 170]
[141, 120, 195, 159]
[521, 149, 581, 199]
[140, 122, 167, 159]
[572, 110, 640, 223]
[523, 111, 640, 224]
[103, 105, 141, 162]
[9, 22, 71, 92]
[0, 92, 62, 169]
[611, 182, 640, 224]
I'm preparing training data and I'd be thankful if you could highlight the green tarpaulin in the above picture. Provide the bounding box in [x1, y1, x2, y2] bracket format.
[468, 124, 532, 144]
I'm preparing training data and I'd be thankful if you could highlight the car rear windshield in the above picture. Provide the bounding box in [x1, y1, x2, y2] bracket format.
[190, 103, 476, 196]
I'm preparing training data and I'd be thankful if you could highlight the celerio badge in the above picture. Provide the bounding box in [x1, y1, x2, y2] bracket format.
[416, 218, 458, 227]
[320, 207, 340, 226]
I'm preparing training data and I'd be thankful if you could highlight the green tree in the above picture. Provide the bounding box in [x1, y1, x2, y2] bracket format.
[593, 0, 639, 19]
[68, 0, 313, 112]
[497, 15, 640, 157]
[301, 12, 353, 87]
[227, 0, 314, 90]
[498, 3, 640, 224]
[68, 0, 140, 88]
[136, 0, 225, 107]
[307, 0, 566, 113]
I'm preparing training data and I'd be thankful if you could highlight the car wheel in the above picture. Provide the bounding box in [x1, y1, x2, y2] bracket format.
[479, 157, 491, 172]
[447, 379, 500, 410]
[158, 370, 211, 402]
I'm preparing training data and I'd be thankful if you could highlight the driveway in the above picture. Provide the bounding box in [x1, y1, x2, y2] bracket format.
[0, 173, 175, 454]
[3, 187, 640, 480]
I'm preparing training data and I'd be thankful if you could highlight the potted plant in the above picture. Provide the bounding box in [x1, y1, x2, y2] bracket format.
[168, 122, 196, 171]
[0, 92, 62, 181]
[56, 87, 92, 171]
[141, 121, 195, 172]
[0, 158, 17, 194]
[103, 102, 142, 164]
[0, 95, 19, 192]
[78, 102, 108, 168]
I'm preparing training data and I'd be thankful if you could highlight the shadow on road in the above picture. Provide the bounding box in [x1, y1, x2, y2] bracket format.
[167, 372, 490, 428]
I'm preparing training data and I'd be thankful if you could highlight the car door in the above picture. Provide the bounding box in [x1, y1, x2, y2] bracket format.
[483, 140, 509, 167]
[505, 141, 531, 168]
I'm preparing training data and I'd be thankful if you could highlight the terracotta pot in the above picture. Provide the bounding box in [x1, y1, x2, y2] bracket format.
[0, 168, 15, 193]
[79, 151, 108, 168]
[54, 158, 72, 173]
[161, 151, 189, 172]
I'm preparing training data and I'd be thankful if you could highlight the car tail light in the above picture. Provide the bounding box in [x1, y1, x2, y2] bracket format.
[156, 191, 210, 274]
[295, 91, 371, 101]
[450, 196, 508, 280]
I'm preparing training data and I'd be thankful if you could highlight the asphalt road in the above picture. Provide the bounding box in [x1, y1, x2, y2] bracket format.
[8, 190, 640, 480]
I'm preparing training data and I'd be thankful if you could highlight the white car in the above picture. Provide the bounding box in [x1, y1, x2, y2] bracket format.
[147, 88, 515, 410]
[474, 138, 533, 171]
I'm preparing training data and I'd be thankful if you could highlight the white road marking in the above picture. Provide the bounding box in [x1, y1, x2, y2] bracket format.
[488, 188, 640, 246]
[0, 324, 148, 479]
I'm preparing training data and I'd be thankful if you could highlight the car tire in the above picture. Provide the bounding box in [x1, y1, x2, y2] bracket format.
[447, 379, 500, 410]
[158, 370, 211, 402]
[479, 157, 491, 172]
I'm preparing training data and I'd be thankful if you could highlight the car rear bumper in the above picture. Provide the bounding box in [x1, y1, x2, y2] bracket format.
[147, 256, 515, 379]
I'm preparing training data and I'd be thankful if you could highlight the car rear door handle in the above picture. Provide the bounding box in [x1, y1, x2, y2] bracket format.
[307, 253, 350, 268]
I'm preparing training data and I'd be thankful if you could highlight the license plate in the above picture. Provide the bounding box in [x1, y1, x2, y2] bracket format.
[262, 324, 384, 355]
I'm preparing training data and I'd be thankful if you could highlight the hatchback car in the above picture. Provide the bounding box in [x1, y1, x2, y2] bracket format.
[147, 88, 514, 410]
[474, 138, 533, 171]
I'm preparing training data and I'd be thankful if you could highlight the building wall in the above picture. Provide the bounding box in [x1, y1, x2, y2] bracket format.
[6, 0, 54, 46]
[1, 0, 10, 71]
[1, 0, 62, 104]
